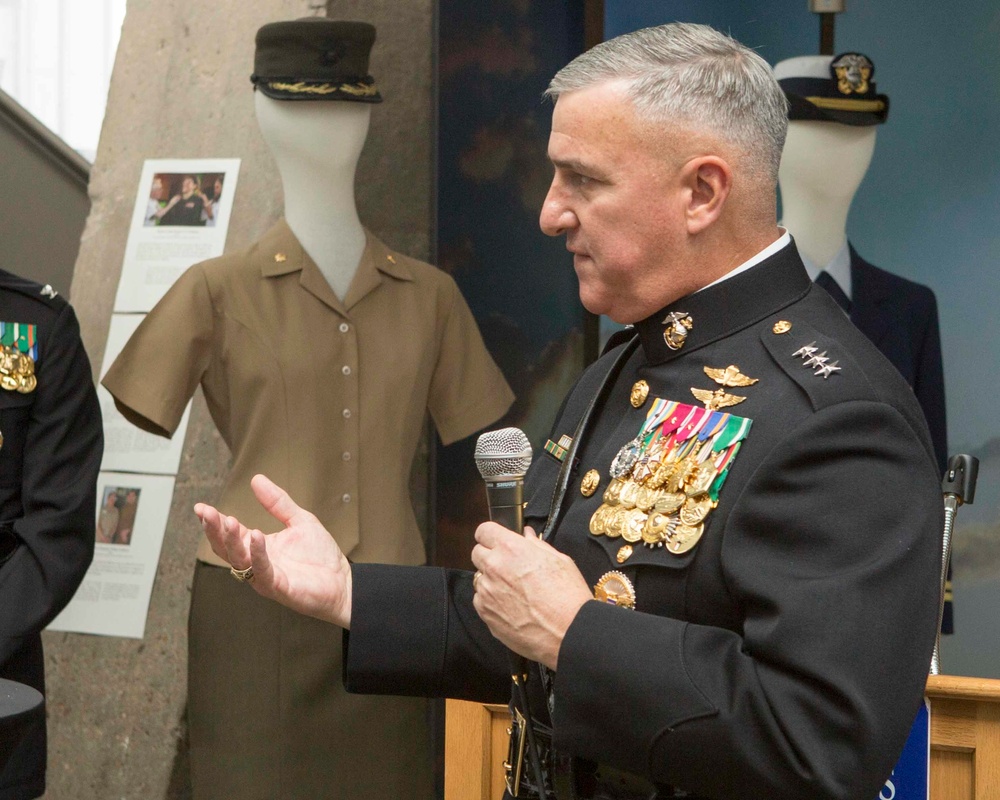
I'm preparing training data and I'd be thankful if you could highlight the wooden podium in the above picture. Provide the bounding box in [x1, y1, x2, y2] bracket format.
[445, 675, 1000, 800]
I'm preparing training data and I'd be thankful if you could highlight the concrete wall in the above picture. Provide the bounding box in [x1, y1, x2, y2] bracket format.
[42, 0, 435, 796]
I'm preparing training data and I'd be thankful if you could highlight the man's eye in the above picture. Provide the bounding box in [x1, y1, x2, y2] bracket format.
[574, 174, 592, 187]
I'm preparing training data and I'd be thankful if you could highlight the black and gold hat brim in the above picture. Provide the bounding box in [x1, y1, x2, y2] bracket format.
[785, 92, 888, 126]
[252, 76, 382, 103]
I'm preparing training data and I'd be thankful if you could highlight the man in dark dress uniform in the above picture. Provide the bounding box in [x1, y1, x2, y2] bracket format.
[196, 22, 942, 800]
[0, 270, 102, 800]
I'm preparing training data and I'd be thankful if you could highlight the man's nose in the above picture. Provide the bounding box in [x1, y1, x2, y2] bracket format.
[539, 185, 577, 237]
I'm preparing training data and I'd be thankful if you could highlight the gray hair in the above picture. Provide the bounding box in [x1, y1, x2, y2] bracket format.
[546, 22, 788, 184]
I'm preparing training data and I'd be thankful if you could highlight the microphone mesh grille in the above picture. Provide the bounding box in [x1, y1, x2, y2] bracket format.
[474, 427, 533, 479]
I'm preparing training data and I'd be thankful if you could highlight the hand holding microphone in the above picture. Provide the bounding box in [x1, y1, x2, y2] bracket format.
[470, 428, 592, 670]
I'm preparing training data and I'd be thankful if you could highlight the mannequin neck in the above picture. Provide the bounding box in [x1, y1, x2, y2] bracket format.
[255, 93, 371, 300]
[780, 184, 851, 270]
[280, 161, 366, 301]
[777, 119, 876, 269]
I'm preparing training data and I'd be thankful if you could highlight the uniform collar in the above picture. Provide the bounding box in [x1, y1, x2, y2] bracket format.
[798, 237, 852, 299]
[256, 218, 413, 312]
[633, 239, 812, 365]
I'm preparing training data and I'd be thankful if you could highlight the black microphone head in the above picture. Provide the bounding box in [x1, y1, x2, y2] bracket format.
[474, 427, 533, 480]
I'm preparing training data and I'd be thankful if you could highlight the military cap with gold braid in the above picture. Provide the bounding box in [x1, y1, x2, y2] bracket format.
[251, 18, 382, 103]
[775, 52, 888, 126]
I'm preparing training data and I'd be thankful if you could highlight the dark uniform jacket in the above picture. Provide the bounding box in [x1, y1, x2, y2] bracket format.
[0, 270, 102, 800]
[849, 246, 947, 475]
[343, 243, 942, 800]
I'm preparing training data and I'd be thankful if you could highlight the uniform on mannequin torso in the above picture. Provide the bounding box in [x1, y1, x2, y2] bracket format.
[254, 92, 369, 301]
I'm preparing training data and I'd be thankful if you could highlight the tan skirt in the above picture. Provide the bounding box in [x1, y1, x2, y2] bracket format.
[187, 561, 435, 800]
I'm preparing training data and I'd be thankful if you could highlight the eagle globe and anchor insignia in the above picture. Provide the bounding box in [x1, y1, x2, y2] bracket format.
[590, 397, 752, 561]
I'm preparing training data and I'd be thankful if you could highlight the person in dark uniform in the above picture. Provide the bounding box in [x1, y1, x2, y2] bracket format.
[155, 175, 209, 226]
[195, 23, 941, 800]
[0, 270, 103, 800]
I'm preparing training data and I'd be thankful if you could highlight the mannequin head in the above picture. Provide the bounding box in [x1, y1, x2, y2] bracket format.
[779, 119, 876, 203]
[774, 55, 877, 203]
[254, 91, 371, 173]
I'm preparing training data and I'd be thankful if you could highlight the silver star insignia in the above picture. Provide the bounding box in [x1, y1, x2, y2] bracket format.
[803, 351, 829, 368]
[792, 342, 818, 359]
[40, 284, 58, 299]
[814, 361, 841, 379]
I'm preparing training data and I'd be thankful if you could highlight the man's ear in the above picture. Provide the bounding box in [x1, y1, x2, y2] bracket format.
[681, 156, 732, 235]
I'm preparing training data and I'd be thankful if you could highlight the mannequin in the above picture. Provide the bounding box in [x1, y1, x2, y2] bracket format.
[775, 52, 950, 629]
[103, 19, 513, 800]
[254, 93, 368, 300]
[778, 116, 875, 275]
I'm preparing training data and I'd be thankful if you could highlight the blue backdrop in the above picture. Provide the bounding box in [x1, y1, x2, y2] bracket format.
[607, 0, 1000, 680]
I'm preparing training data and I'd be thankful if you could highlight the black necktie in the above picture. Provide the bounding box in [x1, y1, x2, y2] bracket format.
[815, 270, 851, 313]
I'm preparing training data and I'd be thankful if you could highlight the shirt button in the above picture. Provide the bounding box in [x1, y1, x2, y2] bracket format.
[342, 452, 351, 461]
[342, 493, 351, 503]
[342, 409, 351, 419]
[341, 365, 351, 376]
[339, 322, 350, 333]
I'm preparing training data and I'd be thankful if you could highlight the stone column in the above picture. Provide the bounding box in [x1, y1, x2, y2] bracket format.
[43, 0, 435, 796]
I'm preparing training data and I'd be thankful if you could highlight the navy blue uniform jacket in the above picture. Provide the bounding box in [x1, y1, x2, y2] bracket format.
[343, 244, 941, 800]
[0, 271, 102, 800]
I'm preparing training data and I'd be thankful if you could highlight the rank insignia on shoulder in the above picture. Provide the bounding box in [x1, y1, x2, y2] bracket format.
[40, 284, 58, 299]
[792, 341, 841, 379]
[590, 398, 751, 554]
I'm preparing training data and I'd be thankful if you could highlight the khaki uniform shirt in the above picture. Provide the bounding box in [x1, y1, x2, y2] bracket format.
[103, 219, 513, 566]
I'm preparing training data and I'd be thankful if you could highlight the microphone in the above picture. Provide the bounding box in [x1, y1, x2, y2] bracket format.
[474, 427, 533, 533]
[473, 427, 550, 799]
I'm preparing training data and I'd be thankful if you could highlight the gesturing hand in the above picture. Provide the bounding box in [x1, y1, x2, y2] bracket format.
[194, 474, 353, 628]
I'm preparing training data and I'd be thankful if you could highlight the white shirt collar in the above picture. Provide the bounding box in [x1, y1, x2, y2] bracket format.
[797, 238, 852, 300]
[697, 229, 792, 293]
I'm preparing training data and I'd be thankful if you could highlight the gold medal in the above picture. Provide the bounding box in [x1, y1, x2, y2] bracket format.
[642, 512, 671, 545]
[580, 469, 600, 497]
[668, 523, 705, 554]
[686, 465, 716, 496]
[17, 374, 36, 394]
[622, 508, 647, 543]
[653, 491, 685, 515]
[618, 479, 640, 509]
[594, 571, 636, 609]
[0, 374, 17, 392]
[630, 380, 649, 408]
[680, 495, 715, 526]
[616, 545, 633, 564]
[605, 507, 626, 539]
[589, 504, 609, 536]
[603, 477, 624, 506]
[634, 485, 658, 512]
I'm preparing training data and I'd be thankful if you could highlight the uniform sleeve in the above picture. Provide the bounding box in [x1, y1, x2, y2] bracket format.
[101, 265, 215, 438]
[343, 563, 510, 703]
[553, 400, 941, 800]
[0, 302, 103, 659]
[427, 278, 514, 445]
